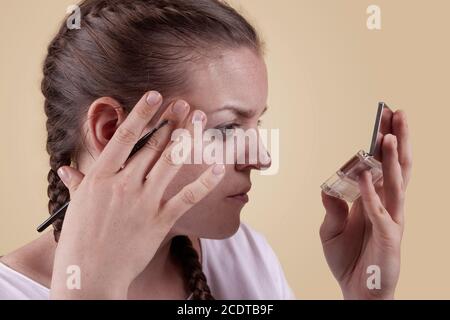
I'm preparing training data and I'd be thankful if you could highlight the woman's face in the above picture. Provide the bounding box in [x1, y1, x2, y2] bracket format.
[165, 47, 270, 239]
[79, 47, 270, 240]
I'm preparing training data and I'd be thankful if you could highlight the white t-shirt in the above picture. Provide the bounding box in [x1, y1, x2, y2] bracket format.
[0, 223, 295, 300]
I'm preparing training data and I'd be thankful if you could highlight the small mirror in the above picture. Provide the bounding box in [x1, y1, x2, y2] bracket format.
[370, 102, 394, 161]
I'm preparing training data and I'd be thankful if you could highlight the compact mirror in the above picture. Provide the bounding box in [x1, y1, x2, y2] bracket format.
[370, 102, 394, 161]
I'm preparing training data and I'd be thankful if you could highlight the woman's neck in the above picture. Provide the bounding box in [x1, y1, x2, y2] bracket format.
[127, 234, 190, 299]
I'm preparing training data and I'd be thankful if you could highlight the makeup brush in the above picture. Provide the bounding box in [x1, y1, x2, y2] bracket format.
[36, 120, 170, 233]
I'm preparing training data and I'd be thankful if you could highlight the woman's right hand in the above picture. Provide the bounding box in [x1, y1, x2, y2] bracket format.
[50, 91, 225, 299]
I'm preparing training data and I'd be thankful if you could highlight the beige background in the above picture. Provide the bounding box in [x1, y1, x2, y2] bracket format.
[1, 0, 449, 299]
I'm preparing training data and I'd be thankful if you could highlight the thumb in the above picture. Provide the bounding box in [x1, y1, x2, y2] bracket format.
[320, 191, 349, 243]
[57, 166, 84, 195]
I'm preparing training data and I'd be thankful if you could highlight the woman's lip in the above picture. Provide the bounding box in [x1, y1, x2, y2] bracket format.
[227, 193, 249, 203]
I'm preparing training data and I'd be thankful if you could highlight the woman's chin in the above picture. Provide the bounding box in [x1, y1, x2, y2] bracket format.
[208, 199, 246, 238]
[172, 198, 246, 239]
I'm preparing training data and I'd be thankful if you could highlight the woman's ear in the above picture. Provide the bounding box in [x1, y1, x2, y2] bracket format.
[86, 97, 126, 156]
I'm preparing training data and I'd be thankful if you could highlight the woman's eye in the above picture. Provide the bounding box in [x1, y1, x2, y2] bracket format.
[216, 123, 241, 136]
[215, 121, 262, 136]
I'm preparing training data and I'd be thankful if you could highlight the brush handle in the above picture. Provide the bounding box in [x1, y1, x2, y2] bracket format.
[36, 120, 169, 233]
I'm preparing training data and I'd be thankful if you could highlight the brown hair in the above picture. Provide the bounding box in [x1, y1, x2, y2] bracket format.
[43, 0, 263, 300]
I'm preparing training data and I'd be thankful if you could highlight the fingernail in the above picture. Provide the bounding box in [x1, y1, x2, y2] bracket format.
[172, 100, 188, 114]
[146, 91, 162, 106]
[388, 134, 397, 147]
[212, 164, 225, 176]
[57, 168, 69, 185]
[192, 110, 205, 124]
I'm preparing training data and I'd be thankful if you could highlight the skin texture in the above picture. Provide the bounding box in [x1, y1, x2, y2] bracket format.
[0, 47, 412, 299]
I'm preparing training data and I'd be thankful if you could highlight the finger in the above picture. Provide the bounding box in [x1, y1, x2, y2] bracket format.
[94, 91, 163, 176]
[123, 100, 190, 179]
[358, 170, 392, 233]
[392, 110, 413, 187]
[159, 164, 225, 222]
[319, 191, 349, 243]
[382, 134, 405, 225]
[145, 110, 207, 199]
[57, 166, 85, 196]
[380, 106, 394, 136]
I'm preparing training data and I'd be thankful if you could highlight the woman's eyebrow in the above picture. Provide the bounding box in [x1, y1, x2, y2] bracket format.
[210, 104, 268, 118]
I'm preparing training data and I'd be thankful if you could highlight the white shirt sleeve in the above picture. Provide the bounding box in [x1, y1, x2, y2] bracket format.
[0, 223, 297, 300]
[0, 262, 49, 300]
[258, 233, 297, 300]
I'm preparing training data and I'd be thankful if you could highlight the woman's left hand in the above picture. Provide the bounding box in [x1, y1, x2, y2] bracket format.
[320, 110, 413, 299]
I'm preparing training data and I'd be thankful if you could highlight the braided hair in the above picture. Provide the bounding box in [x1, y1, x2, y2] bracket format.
[42, 0, 263, 299]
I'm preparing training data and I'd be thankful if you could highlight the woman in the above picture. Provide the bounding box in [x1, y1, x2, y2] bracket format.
[0, 0, 412, 299]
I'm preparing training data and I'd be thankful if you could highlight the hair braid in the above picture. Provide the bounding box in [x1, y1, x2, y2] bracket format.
[170, 236, 214, 300]
[42, 28, 79, 242]
[47, 152, 71, 242]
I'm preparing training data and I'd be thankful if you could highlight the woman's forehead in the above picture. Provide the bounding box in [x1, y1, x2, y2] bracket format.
[185, 47, 268, 116]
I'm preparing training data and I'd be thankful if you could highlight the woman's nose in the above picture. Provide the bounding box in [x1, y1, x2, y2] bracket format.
[235, 149, 272, 171]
